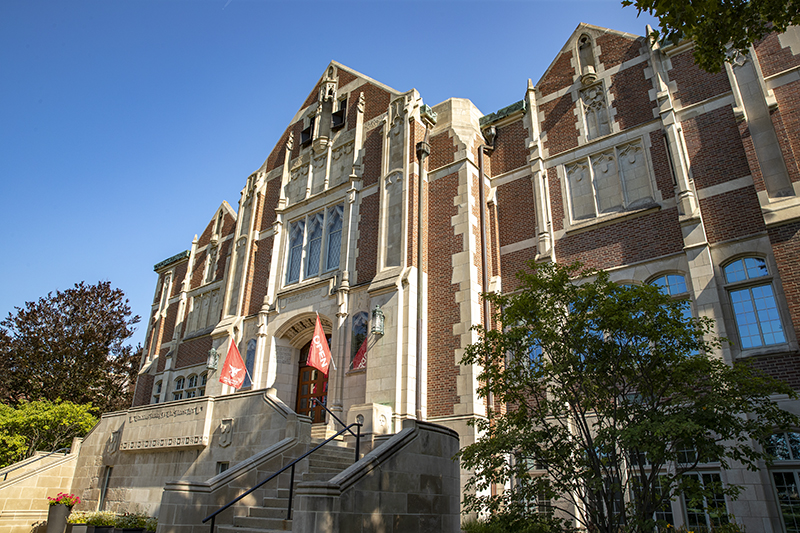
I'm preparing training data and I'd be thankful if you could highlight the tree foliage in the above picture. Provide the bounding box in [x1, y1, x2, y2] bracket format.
[460, 262, 798, 533]
[0, 281, 141, 413]
[0, 399, 97, 468]
[624, 0, 800, 72]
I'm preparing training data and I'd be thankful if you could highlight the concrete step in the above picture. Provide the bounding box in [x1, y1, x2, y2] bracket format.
[217, 525, 290, 533]
[234, 515, 293, 530]
[250, 504, 290, 519]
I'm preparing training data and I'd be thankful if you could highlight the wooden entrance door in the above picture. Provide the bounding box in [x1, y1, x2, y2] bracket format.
[295, 337, 330, 423]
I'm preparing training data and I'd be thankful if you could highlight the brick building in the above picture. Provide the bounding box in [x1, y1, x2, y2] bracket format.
[23, 22, 800, 532]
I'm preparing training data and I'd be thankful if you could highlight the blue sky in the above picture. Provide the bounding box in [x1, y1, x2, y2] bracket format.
[0, 0, 656, 347]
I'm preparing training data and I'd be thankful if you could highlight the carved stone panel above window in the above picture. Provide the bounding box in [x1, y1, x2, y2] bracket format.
[565, 140, 654, 223]
[581, 84, 610, 140]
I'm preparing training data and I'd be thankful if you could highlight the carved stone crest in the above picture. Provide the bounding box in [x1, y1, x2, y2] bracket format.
[219, 418, 234, 448]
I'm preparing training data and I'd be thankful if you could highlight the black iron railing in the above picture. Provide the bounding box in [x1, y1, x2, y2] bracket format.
[202, 420, 361, 532]
[1, 447, 70, 482]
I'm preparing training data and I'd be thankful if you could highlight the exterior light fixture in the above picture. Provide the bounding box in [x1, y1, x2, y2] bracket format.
[371, 305, 385, 336]
[207, 348, 219, 371]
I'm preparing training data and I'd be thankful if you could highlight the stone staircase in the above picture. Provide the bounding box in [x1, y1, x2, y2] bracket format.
[216, 440, 357, 533]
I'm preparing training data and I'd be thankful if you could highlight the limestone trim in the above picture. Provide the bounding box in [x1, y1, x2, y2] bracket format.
[500, 237, 537, 256]
[696, 175, 756, 200]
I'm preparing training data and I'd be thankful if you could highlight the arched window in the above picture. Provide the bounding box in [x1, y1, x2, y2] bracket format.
[152, 381, 162, 404]
[723, 257, 786, 349]
[173, 377, 185, 401]
[186, 374, 199, 398]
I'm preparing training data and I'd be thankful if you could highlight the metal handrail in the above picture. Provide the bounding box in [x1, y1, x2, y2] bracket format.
[202, 422, 362, 532]
[310, 396, 359, 441]
[1, 447, 70, 482]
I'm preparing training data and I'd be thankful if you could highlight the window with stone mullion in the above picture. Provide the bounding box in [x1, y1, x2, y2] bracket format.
[286, 220, 305, 284]
[305, 212, 324, 278]
[325, 204, 343, 271]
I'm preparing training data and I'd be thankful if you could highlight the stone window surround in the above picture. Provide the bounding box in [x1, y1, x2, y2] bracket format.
[284, 201, 345, 287]
[151, 369, 208, 405]
[560, 136, 657, 227]
[721, 255, 788, 352]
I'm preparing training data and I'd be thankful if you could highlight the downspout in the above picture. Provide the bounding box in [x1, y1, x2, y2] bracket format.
[415, 128, 430, 422]
[478, 126, 496, 412]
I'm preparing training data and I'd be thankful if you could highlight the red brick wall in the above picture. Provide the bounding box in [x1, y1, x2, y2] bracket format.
[554, 208, 684, 269]
[541, 94, 579, 157]
[754, 32, 800, 78]
[650, 131, 677, 199]
[132, 373, 154, 407]
[215, 239, 230, 283]
[356, 193, 379, 283]
[338, 68, 356, 88]
[362, 125, 383, 188]
[698, 187, 766, 243]
[171, 263, 187, 297]
[538, 52, 575, 97]
[489, 201, 502, 278]
[769, 221, 800, 336]
[597, 34, 643, 69]
[668, 50, 731, 106]
[745, 353, 800, 391]
[497, 177, 536, 247]
[302, 80, 322, 108]
[548, 167, 565, 232]
[610, 63, 657, 130]
[682, 106, 750, 189]
[162, 304, 179, 343]
[501, 248, 536, 292]
[488, 120, 529, 176]
[772, 82, 800, 183]
[360, 82, 393, 123]
[176, 335, 213, 369]
[190, 249, 207, 289]
[261, 178, 283, 231]
[248, 236, 273, 316]
[429, 131, 457, 171]
[196, 217, 218, 249]
[427, 172, 461, 418]
[265, 127, 292, 173]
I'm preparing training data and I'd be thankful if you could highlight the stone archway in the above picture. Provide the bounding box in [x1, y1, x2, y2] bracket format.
[273, 313, 333, 421]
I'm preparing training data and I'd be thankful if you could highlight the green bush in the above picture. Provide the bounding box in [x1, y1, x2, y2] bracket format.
[66, 511, 157, 532]
[462, 511, 573, 533]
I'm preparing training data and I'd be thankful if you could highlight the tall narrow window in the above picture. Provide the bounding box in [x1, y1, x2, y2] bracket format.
[98, 466, 113, 511]
[305, 212, 324, 278]
[325, 204, 343, 271]
[724, 257, 786, 349]
[287, 220, 305, 284]
[243, 339, 256, 389]
[351, 311, 369, 369]
[683, 473, 728, 529]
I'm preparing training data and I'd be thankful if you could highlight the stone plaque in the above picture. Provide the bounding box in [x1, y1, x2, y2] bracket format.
[120, 399, 213, 452]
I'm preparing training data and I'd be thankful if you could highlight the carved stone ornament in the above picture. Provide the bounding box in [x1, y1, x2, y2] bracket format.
[106, 428, 122, 455]
[219, 418, 234, 447]
[207, 348, 219, 370]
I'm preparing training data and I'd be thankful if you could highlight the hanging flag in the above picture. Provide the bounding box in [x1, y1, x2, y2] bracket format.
[219, 338, 247, 389]
[352, 337, 368, 370]
[307, 315, 332, 375]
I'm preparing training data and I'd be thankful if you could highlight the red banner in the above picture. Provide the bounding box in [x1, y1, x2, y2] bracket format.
[307, 316, 331, 375]
[219, 339, 247, 389]
[352, 337, 367, 370]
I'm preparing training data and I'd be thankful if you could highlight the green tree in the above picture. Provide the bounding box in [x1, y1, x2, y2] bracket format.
[0, 281, 141, 413]
[624, 0, 800, 72]
[0, 399, 97, 468]
[460, 262, 798, 533]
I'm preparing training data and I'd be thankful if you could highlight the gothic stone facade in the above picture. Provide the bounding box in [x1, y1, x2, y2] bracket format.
[112, 23, 800, 531]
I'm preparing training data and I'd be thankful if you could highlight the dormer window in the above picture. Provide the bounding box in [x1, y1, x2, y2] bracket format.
[301, 117, 315, 147]
[332, 98, 347, 130]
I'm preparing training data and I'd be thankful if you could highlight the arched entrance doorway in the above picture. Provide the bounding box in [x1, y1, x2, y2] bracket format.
[295, 335, 331, 423]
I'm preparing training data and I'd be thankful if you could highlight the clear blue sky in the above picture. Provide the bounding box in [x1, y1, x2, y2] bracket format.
[0, 0, 657, 347]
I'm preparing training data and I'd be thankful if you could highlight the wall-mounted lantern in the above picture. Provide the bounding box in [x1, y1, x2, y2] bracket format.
[371, 305, 385, 336]
[207, 348, 220, 371]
